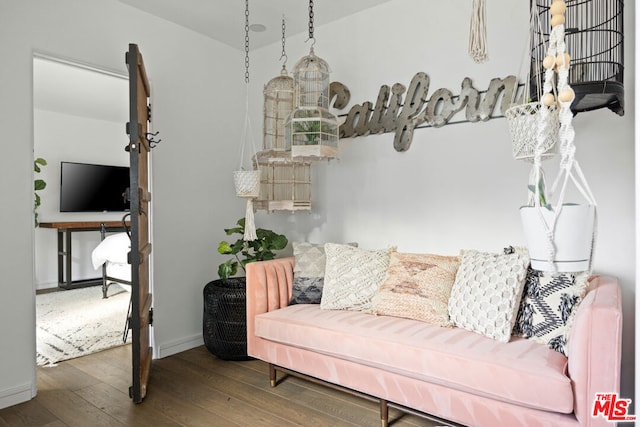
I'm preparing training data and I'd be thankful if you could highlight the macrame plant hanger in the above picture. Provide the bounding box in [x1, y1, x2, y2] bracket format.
[505, 1, 558, 163]
[233, 0, 260, 241]
[469, 0, 488, 63]
[521, 0, 597, 273]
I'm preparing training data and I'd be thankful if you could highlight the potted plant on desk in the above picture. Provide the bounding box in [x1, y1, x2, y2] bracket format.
[203, 217, 288, 360]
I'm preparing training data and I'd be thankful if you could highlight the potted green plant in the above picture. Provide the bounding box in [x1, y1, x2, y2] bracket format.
[216, 217, 288, 279]
[203, 217, 288, 360]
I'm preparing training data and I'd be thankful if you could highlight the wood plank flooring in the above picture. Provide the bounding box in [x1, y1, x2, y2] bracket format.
[0, 345, 440, 427]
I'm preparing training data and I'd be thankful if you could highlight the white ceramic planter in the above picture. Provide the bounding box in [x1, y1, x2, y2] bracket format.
[520, 204, 596, 272]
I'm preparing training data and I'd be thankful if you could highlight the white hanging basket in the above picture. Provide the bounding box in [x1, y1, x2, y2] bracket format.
[505, 102, 559, 161]
[520, 204, 596, 272]
[233, 170, 261, 198]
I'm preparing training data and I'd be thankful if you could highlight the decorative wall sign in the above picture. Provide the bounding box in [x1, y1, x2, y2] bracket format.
[331, 73, 521, 152]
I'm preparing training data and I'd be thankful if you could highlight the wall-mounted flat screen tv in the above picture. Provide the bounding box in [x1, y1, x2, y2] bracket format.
[60, 161, 130, 212]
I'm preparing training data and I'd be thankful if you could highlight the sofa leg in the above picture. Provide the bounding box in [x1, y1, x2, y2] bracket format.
[269, 363, 276, 387]
[380, 399, 389, 427]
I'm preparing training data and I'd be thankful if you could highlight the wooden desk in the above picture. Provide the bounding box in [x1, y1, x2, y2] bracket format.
[39, 221, 130, 290]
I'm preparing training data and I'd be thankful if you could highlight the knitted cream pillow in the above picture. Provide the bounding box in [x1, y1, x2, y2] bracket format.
[369, 252, 460, 326]
[448, 249, 529, 343]
[321, 243, 394, 311]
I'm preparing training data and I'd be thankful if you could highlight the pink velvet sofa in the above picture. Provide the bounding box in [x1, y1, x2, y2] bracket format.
[246, 257, 622, 427]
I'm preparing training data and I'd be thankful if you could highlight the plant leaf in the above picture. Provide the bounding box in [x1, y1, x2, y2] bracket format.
[218, 260, 238, 279]
[34, 179, 46, 191]
[270, 234, 288, 250]
[217, 241, 233, 254]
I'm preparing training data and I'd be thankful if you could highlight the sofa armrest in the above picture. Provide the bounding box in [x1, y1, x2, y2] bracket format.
[567, 275, 622, 427]
[246, 257, 295, 356]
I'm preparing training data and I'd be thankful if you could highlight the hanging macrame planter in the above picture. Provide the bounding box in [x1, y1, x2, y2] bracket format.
[505, 1, 558, 162]
[233, 0, 259, 241]
[519, 0, 597, 273]
[506, 102, 559, 161]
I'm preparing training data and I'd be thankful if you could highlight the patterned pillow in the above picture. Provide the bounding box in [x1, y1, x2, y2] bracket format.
[513, 269, 589, 356]
[448, 249, 529, 343]
[320, 243, 394, 311]
[290, 242, 357, 305]
[369, 252, 460, 326]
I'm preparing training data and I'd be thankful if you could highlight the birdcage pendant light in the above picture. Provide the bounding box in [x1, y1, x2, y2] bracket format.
[254, 151, 312, 211]
[285, 0, 339, 160]
[263, 18, 294, 153]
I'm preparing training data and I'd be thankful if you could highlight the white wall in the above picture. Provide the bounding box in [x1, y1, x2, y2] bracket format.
[0, 0, 245, 408]
[0, 0, 634, 413]
[34, 108, 129, 288]
[250, 0, 636, 404]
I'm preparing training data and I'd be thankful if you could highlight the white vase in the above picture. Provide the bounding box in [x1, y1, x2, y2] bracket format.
[520, 204, 596, 272]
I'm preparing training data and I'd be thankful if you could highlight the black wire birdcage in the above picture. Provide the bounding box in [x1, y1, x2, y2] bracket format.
[529, 0, 624, 116]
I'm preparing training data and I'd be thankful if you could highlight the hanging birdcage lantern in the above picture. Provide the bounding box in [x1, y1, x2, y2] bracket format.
[263, 67, 294, 152]
[263, 18, 294, 153]
[254, 151, 312, 212]
[286, 0, 339, 160]
[529, 0, 624, 115]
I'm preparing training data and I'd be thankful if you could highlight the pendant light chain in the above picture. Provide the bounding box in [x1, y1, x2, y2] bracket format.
[280, 16, 287, 65]
[244, 0, 250, 83]
[308, 0, 314, 42]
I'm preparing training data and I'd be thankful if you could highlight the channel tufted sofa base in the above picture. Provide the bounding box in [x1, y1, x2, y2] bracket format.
[246, 257, 622, 427]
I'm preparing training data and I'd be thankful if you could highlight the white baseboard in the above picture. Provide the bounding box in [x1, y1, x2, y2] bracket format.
[155, 333, 203, 359]
[0, 382, 35, 410]
[35, 281, 58, 291]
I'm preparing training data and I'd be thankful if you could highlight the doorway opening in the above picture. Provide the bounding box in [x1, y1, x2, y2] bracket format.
[32, 54, 132, 366]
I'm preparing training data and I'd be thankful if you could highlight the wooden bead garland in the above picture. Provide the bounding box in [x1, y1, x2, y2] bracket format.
[558, 88, 575, 103]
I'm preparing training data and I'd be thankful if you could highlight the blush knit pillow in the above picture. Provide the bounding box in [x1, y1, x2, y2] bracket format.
[369, 252, 460, 326]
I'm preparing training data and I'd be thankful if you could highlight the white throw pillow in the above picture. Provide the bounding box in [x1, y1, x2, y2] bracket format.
[320, 243, 394, 311]
[448, 249, 529, 343]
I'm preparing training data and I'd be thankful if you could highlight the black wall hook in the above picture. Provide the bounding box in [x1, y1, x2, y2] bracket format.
[145, 131, 162, 148]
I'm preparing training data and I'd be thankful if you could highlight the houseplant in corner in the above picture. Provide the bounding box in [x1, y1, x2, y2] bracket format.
[203, 217, 288, 360]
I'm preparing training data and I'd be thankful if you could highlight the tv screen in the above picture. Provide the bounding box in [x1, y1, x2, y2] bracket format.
[60, 161, 130, 212]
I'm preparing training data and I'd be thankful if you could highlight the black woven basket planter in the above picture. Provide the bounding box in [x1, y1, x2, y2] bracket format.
[203, 277, 252, 361]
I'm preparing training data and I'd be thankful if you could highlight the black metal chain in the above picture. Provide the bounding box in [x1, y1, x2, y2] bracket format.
[244, 0, 250, 83]
[308, 0, 314, 41]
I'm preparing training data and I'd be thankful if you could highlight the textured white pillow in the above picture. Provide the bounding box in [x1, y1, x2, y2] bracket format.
[321, 243, 394, 311]
[448, 249, 529, 343]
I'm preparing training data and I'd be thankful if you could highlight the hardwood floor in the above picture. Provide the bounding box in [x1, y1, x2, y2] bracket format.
[0, 345, 440, 427]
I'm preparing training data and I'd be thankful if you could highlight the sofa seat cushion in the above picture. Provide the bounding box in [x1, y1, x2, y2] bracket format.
[254, 304, 573, 413]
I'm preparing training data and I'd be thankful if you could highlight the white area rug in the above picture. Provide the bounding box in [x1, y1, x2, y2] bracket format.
[36, 285, 131, 366]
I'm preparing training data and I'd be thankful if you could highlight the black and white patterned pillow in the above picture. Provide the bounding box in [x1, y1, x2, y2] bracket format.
[513, 269, 589, 356]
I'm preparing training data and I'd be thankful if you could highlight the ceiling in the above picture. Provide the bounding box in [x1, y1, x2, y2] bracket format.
[33, 56, 129, 123]
[117, 0, 393, 51]
[34, 1, 392, 122]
